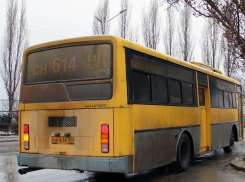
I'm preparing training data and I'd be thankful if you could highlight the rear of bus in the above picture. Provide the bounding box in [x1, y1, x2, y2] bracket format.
[17, 36, 134, 174]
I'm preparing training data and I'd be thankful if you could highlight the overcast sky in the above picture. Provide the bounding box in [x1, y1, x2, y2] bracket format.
[0, 0, 149, 46]
[0, 0, 204, 100]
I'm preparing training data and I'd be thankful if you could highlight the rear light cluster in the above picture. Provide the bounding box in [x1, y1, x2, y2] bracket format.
[101, 124, 109, 153]
[23, 124, 29, 150]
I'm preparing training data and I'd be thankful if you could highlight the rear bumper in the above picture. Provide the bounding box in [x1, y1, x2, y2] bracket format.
[17, 153, 133, 174]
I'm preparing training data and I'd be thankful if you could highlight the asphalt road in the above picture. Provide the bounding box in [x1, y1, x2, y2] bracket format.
[0, 135, 244, 182]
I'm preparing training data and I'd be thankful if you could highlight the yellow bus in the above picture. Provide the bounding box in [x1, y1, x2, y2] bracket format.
[17, 35, 243, 174]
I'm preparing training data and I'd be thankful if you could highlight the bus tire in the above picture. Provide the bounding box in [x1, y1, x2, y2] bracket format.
[223, 129, 234, 153]
[175, 133, 191, 172]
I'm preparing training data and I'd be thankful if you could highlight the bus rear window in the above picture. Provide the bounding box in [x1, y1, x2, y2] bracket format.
[67, 83, 112, 101]
[25, 43, 112, 84]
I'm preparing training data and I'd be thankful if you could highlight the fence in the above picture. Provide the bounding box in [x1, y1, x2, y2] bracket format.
[0, 100, 19, 134]
[0, 100, 19, 121]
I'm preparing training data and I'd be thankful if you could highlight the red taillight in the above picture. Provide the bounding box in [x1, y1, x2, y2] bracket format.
[101, 124, 109, 153]
[23, 124, 29, 150]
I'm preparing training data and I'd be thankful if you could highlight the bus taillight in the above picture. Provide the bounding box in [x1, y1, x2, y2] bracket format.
[101, 124, 109, 153]
[23, 124, 29, 150]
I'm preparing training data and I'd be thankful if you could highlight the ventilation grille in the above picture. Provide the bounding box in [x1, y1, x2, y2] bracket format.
[198, 72, 208, 86]
[48, 117, 77, 127]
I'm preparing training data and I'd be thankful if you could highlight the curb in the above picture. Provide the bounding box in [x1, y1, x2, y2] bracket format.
[231, 157, 245, 172]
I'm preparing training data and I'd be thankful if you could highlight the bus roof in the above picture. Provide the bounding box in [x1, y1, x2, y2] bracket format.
[24, 35, 241, 85]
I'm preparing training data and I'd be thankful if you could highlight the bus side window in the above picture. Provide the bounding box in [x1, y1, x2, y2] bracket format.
[224, 91, 229, 108]
[151, 75, 168, 103]
[169, 79, 182, 104]
[219, 90, 224, 107]
[198, 88, 205, 106]
[182, 82, 194, 104]
[133, 71, 151, 102]
[232, 93, 236, 108]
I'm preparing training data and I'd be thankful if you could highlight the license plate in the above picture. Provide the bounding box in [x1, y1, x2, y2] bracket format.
[52, 136, 74, 144]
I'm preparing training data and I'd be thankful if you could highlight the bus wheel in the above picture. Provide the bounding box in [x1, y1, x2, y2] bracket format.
[223, 129, 234, 153]
[175, 133, 191, 172]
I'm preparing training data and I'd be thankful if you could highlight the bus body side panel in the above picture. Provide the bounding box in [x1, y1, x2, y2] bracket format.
[132, 105, 201, 172]
[210, 108, 238, 150]
[134, 129, 177, 172]
[237, 93, 244, 140]
[211, 122, 238, 151]
[134, 126, 200, 172]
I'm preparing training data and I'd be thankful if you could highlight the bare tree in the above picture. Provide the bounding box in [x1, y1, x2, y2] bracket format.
[222, 40, 237, 77]
[93, 0, 110, 35]
[178, 3, 195, 62]
[202, 18, 221, 68]
[202, 22, 210, 66]
[129, 26, 140, 43]
[166, 0, 245, 70]
[163, 5, 176, 56]
[142, 0, 160, 50]
[118, 0, 131, 39]
[220, 36, 244, 78]
[0, 0, 28, 114]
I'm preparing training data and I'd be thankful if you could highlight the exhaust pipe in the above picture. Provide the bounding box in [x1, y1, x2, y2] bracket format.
[18, 167, 43, 175]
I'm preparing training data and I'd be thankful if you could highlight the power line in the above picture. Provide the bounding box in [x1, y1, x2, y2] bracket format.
[30, 31, 60, 39]
[0, 25, 81, 40]
[0, 19, 79, 38]
[30, 32, 60, 39]
[28, 20, 84, 34]
[0, 13, 86, 35]
[0, 22, 84, 40]
[30, 28, 74, 38]
[29, 24, 81, 37]
[0, 25, 64, 39]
